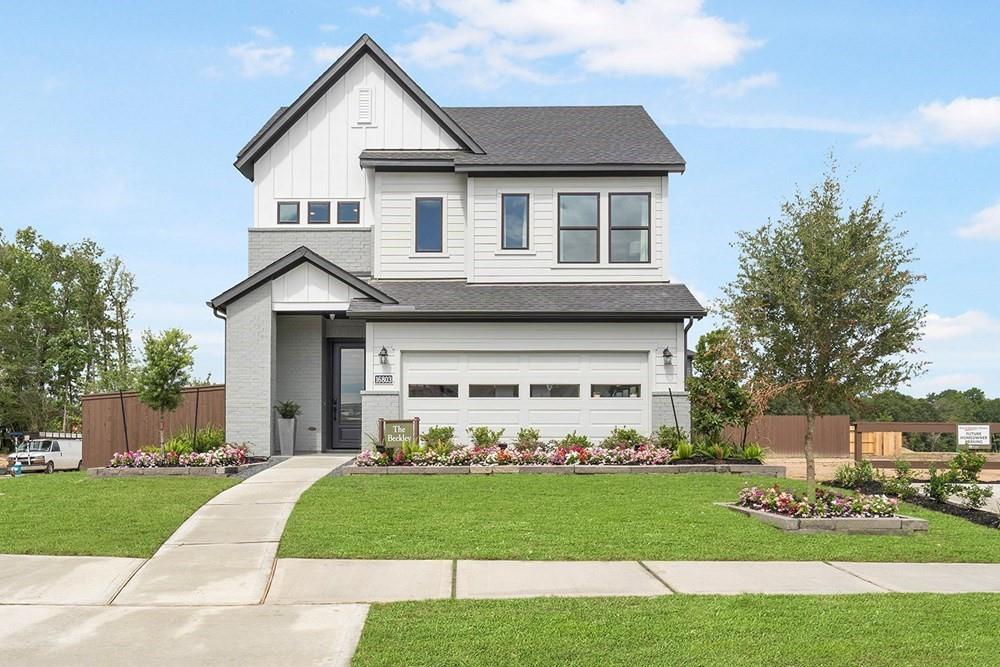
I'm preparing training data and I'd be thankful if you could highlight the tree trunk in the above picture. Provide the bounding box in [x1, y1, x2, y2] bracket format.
[804, 407, 817, 503]
[741, 421, 749, 449]
[159, 410, 165, 453]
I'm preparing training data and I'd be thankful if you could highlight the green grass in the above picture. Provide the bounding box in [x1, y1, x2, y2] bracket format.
[279, 474, 998, 562]
[354, 595, 999, 667]
[0, 472, 237, 557]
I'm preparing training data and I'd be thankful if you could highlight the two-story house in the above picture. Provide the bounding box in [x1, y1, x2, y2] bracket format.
[209, 34, 706, 456]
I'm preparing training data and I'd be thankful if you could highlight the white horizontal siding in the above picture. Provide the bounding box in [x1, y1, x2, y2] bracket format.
[253, 53, 460, 227]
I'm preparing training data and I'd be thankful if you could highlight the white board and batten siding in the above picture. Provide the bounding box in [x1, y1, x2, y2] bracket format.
[469, 176, 669, 283]
[367, 321, 685, 439]
[271, 262, 366, 311]
[252, 53, 460, 227]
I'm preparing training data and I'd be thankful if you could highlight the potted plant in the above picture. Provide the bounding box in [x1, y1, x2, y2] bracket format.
[274, 401, 301, 456]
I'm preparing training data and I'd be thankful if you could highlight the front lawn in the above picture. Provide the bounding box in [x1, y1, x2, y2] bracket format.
[354, 594, 996, 667]
[280, 474, 998, 562]
[0, 472, 237, 557]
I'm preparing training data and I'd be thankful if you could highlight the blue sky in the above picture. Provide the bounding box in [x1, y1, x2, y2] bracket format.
[2, 1, 999, 394]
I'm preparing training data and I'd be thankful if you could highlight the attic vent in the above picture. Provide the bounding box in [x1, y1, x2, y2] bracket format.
[357, 87, 374, 125]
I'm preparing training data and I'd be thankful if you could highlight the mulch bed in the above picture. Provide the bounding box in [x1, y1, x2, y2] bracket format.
[828, 480, 999, 529]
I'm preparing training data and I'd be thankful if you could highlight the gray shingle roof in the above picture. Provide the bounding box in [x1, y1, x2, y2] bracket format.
[349, 280, 705, 320]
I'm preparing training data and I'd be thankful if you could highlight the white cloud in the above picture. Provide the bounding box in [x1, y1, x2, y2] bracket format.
[228, 42, 294, 77]
[352, 5, 383, 17]
[313, 45, 348, 64]
[692, 112, 870, 135]
[922, 311, 1000, 342]
[906, 372, 987, 395]
[957, 203, 1000, 241]
[250, 26, 275, 39]
[398, 0, 761, 87]
[712, 71, 778, 98]
[863, 96, 1000, 149]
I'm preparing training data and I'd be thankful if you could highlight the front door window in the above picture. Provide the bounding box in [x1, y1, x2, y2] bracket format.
[332, 342, 364, 449]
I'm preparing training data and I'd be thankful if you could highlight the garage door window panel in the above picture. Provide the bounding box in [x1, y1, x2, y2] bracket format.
[530, 384, 580, 398]
[469, 384, 520, 398]
[591, 384, 642, 398]
[408, 384, 458, 398]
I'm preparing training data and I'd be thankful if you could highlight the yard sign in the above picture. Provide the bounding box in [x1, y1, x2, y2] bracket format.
[957, 424, 991, 450]
[380, 418, 419, 447]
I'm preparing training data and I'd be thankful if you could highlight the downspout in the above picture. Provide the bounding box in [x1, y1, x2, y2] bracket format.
[683, 317, 695, 387]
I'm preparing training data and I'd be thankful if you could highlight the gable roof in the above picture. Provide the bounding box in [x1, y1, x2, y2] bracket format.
[207, 246, 396, 312]
[234, 34, 484, 180]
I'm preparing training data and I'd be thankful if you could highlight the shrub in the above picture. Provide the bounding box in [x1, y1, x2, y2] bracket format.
[881, 459, 915, 499]
[159, 426, 226, 454]
[274, 401, 301, 419]
[959, 484, 994, 510]
[705, 443, 734, 461]
[924, 465, 957, 503]
[670, 440, 695, 462]
[515, 427, 541, 450]
[952, 450, 986, 482]
[601, 427, 648, 449]
[467, 426, 505, 448]
[162, 437, 192, 456]
[737, 484, 898, 518]
[559, 432, 590, 448]
[833, 460, 877, 489]
[654, 425, 689, 449]
[422, 426, 456, 455]
[924, 455, 994, 509]
[739, 442, 766, 463]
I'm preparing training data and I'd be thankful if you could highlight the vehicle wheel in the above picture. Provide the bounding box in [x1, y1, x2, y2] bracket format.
[45, 461, 54, 474]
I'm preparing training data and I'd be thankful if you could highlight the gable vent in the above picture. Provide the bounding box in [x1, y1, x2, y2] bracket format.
[357, 87, 374, 125]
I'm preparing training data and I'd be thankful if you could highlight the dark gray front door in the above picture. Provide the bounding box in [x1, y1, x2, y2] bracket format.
[331, 341, 364, 449]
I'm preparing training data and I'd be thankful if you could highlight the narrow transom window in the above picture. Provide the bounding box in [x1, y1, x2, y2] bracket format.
[415, 197, 444, 253]
[308, 202, 330, 224]
[558, 194, 599, 263]
[529, 384, 580, 398]
[277, 201, 299, 224]
[591, 384, 642, 398]
[609, 193, 651, 263]
[337, 201, 360, 224]
[408, 384, 458, 398]
[501, 194, 529, 250]
[469, 384, 519, 398]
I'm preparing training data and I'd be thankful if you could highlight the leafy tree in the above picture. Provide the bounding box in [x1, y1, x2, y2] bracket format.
[689, 329, 750, 442]
[720, 162, 926, 498]
[137, 328, 196, 448]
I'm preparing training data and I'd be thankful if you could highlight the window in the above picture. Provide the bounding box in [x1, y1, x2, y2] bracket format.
[558, 194, 599, 263]
[50, 442, 61, 452]
[609, 193, 651, 263]
[408, 384, 458, 398]
[469, 384, 519, 398]
[277, 202, 299, 225]
[337, 201, 360, 224]
[415, 197, 444, 253]
[530, 384, 580, 398]
[308, 202, 330, 224]
[501, 194, 529, 250]
[591, 384, 641, 398]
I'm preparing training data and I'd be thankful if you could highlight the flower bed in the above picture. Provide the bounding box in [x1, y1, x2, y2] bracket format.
[356, 443, 673, 467]
[736, 484, 899, 518]
[108, 444, 250, 468]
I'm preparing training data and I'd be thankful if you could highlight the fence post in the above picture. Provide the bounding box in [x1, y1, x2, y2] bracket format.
[853, 424, 863, 462]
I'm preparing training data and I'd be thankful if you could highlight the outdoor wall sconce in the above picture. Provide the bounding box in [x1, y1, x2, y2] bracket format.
[378, 346, 389, 366]
[662, 347, 673, 365]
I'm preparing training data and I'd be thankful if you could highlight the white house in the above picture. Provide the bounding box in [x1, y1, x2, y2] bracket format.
[209, 34, 706, 456]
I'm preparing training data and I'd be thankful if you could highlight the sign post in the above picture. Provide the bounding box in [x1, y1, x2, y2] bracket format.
[957, 424, 991, 451]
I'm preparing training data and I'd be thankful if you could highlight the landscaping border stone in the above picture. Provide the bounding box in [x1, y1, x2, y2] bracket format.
[720, 503, 929, 535]
[88, 462, 267, 478]
[341, 464, 786, 477]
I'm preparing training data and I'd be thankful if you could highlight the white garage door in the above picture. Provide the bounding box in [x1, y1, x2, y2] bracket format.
[401, 351, 649, 441]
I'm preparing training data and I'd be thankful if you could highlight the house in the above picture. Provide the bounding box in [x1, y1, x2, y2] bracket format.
[208, 34, 706, 456]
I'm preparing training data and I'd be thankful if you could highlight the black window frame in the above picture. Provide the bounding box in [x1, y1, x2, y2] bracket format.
[608, 192, 652, 264]
[307, 201, 331, 225]
[557, 193, 600, 264]
[337, 201, 361, 225]
[277, 201, 300, 225]
[414, 196, 444, 253]
[500, 193, 530, 250]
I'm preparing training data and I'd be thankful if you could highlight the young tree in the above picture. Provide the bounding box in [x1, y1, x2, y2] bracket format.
[688, 329, 749, 443]
[720, 162, 926, 498]
[137, 328, 196, 449]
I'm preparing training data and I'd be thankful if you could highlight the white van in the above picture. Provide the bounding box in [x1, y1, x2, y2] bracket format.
[7, 438, 83, 473]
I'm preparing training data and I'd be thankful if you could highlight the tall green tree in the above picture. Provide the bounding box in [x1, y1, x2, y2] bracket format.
[689, 329, 750, 442]
[137, 328, 196, 449]
[720, 162, 926, 497]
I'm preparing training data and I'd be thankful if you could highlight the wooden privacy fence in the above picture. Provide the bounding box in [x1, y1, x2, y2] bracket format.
[723, 415, 851, 457]
[81, 385, 225, 468]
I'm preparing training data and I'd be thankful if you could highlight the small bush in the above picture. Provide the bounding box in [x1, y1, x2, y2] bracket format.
[467, 426, 505, 448]
[654, 425, 688, 449]
[422, 426, 456, 455]
[739, 442, 766, 463]
[952, 450, 986, 482]
[274, 401, 301, 419]
[670, 440, 695, 461]
[515, 427, 541, 450]
[959, 484, 994, 510]
[559, 432, 590, 448]
[601, 427, 648, 449]
[881, 459, 915, 499]
[834, 460, 877, 489]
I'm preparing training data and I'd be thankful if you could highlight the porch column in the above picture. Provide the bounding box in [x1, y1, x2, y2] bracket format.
[225, 283, 276, 456]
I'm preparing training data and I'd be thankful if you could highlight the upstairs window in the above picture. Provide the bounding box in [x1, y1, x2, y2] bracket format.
[415, 197, 443, 253]
[337, 201, 360, 224]
[501, 193, 529, 250]
[308, 202, 330, 224]
[609, 193, 651, 263]
[558, 194, 599, 263]
[277, 201, 299, 225]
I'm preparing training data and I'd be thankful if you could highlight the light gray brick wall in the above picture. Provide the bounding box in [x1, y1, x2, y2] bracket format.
[225, 284, 275, 457]
[248, 228, 372, 274]
[360, 391, 400, 451]
[652, 391, 691, 438]
[276, 315, 324, 453]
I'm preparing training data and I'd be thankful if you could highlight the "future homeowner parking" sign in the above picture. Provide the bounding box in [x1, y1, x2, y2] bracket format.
[957, 424, 991, 451]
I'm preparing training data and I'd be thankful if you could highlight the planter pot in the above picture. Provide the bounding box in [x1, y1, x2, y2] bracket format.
[277, 417, 296, 456]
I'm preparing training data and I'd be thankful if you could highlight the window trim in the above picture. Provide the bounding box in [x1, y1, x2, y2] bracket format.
[337, 200, 361, 225]
[557, 193, 600, 264]
[414, 196, 445, 253]
[307, 201, 331, 225]
[608, 192, 652, 264]
[500, 193, 530, 251]
[277, 201, 300, 225]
